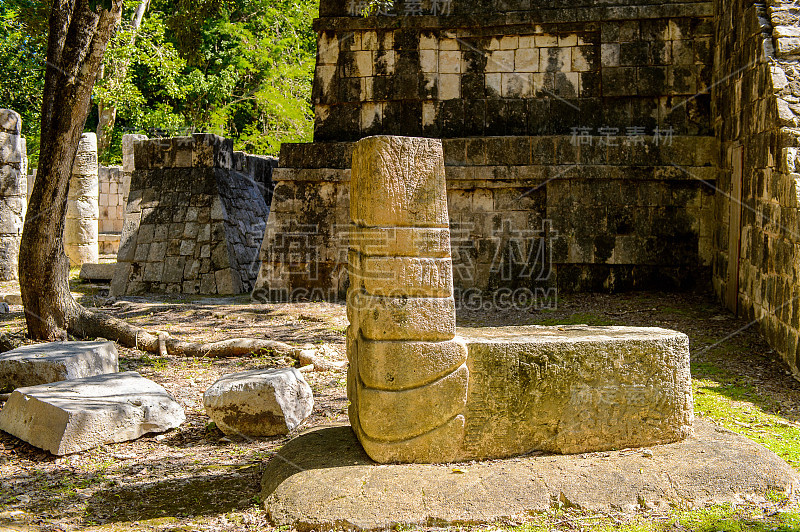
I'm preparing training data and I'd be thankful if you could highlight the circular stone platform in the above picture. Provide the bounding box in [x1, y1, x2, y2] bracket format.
[261, 418, 799, 530]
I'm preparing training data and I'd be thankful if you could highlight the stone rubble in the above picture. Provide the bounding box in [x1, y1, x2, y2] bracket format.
[0, 341, 119, 391]
[0, 371, 185, 455]
[203, 368, 314, 437]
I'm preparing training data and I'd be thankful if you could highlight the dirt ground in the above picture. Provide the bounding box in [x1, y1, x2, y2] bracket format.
[0, 284, 798, 531]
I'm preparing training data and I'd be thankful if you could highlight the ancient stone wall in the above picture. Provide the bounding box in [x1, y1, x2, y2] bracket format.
[111, 134, 269, 296]
[314, 0, 713, 140]
[233, 151, 277, 207]
[98, 165, 124, 254]
[255, 0, 719, 301]
[0, 110, 27, 281]
[711, 0, 800, 377]
[257, 135, 717, 301]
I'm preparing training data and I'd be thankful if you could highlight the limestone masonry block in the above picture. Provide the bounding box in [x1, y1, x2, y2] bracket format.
[459, 325, 693, 457]
[79, 262, 116, 282]
[204, 368, 314, 437]
[0, 109, 26, 280]
[0, 341, 118, 391]
[0, 371, 185, 454]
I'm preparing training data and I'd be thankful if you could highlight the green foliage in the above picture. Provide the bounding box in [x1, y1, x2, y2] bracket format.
[95, 0, 318, 161]
[0, 0, 48, 166]
[5, 0, 318, 165]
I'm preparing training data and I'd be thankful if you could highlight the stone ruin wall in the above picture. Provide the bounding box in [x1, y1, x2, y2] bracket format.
[21, 132, 149, 260]
[110, 134, 273, 296]
[711, 0, 800, 377]
[314, 0, 713, 140]
[256, 0, 719, 302]
[98, 165, 124, 254]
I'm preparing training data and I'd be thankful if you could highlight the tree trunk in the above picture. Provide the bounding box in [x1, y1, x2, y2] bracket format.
[95, 0, 149, 157]
[20, 0, 124, 340]
[16, 0, 345, 372]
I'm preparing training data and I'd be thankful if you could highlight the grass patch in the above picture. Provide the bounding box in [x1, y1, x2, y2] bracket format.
[692, 362, 800, 469]
[137, 354, 169, 372]
[511, 506, 800, 532]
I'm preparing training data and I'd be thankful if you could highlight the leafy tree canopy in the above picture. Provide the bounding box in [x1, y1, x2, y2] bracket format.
[0, 0, 319, 165]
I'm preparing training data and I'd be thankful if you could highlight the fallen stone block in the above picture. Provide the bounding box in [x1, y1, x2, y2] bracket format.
[2, 293, 22, 305]
[0, 341, 118, 391]
[79, 262, 116, 282]
[204, 368, 313, 437]
[0, 371, 185, 454]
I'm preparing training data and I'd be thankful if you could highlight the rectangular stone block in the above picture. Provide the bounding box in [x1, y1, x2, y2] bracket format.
[0, 371, 185, 455]
[459, 325, 694, 457]
[0, 341, 118, 390]
[351, 292, 456, 341]
[349, 227, 451, 258]
[357, 337, 467, 390]
[351, 137, 448, 228]
[0, 132, 23, 164]
[351, 255, 454, 297]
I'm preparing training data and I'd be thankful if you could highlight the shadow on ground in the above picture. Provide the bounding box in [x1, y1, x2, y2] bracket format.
[84, 464, 261, 523]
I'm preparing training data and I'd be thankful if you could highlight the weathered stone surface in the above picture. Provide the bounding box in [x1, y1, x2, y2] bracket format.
[0, 109, 21, 135]
[0, 371, 184, 454]
[258, 0, 720, 301]
[459, 324, 693, 457]
[64, 133, 99, 267]
[348, 135, 469, 464]
[710, 0, 800, 379]
[350, 293, 457, 341]
[121, 134, 147, 173]
[0, 341, 119, 391]
[0, 110, 26, 281]
[350, 136, 449, 228]
[203, 368, 313, 438]
[358, 365, 468, 441]
[357, 337, 468, 390]
[79, 262, 116, 282]
[261, 420, 800, 530]
[348, 136, 693, 463]
[112, 134, 269, 296]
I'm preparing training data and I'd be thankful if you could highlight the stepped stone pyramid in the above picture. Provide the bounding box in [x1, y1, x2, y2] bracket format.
[254, 0, 718, 302]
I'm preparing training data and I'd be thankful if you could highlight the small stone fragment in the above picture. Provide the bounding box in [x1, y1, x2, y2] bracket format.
[2, 293, 22, 305]
[0, 371, 185, 454]
[0, 341, 118, 391]
[204, 368, 314, 438]
[79, 263, 116, 282]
